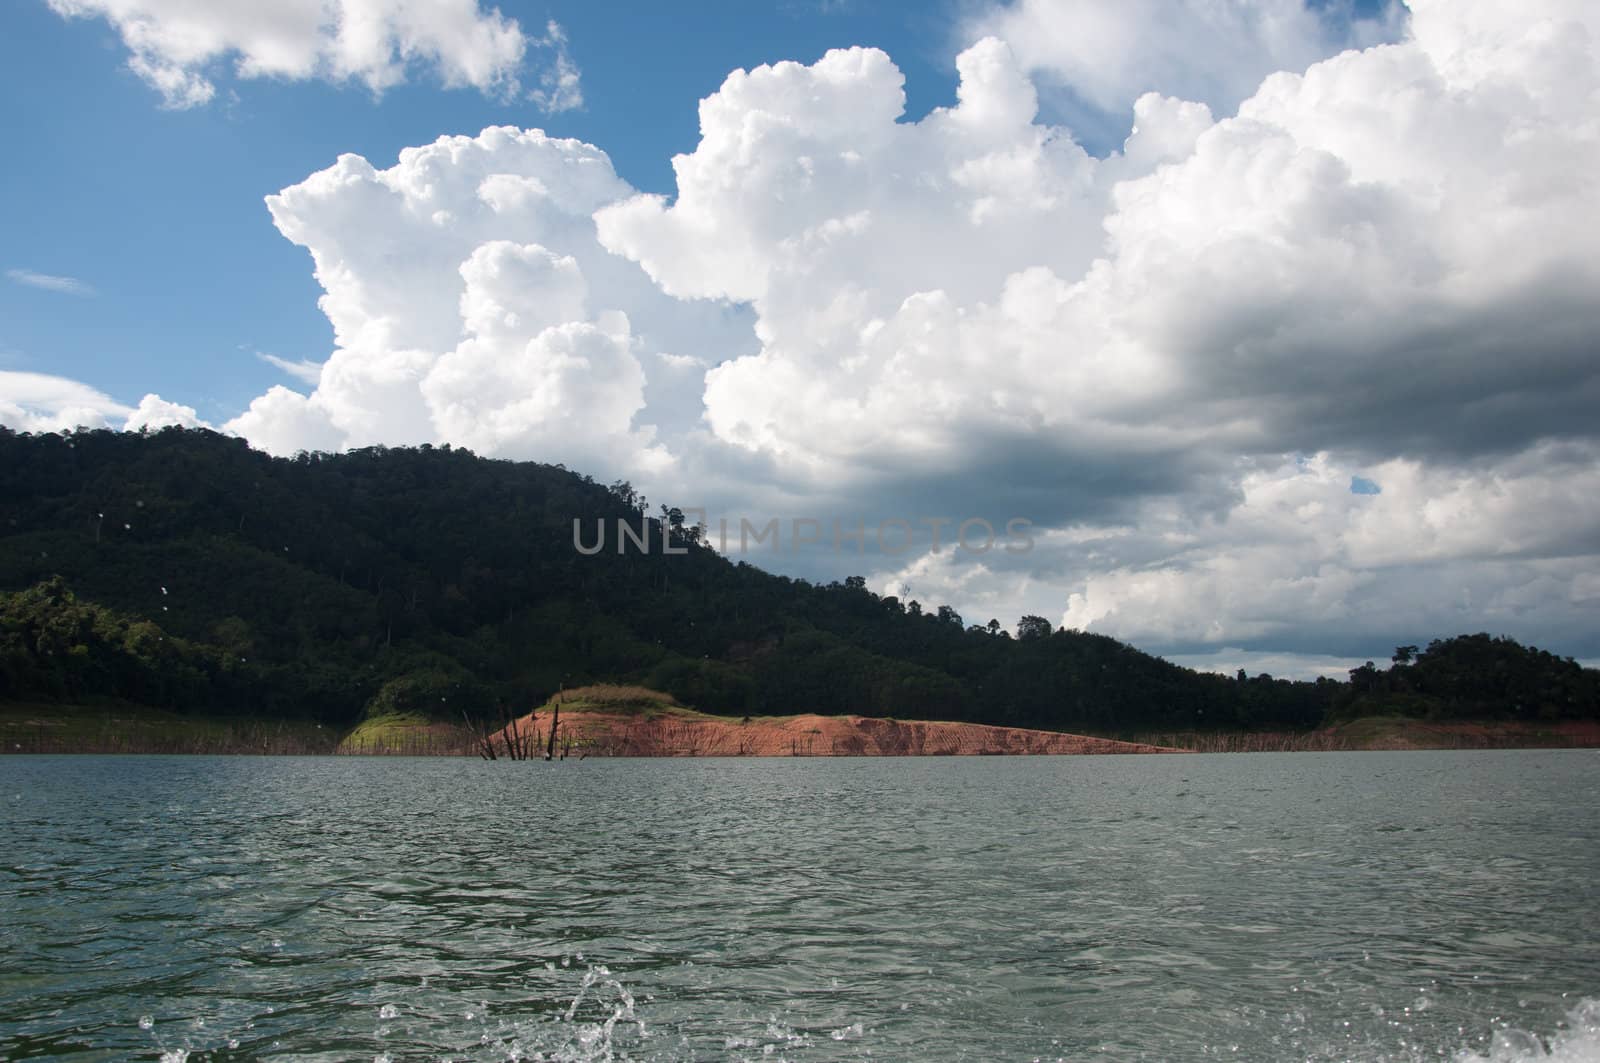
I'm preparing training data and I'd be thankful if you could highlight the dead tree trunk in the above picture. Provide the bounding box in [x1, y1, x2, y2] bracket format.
[501, 711, 521, 760]
[546, 695, 560, 761]
[463, 710, 497, 760]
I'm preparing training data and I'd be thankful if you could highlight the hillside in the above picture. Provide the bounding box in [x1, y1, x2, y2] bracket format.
[1, 427, 1594, 736]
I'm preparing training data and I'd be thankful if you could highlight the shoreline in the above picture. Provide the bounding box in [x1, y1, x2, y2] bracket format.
[5, 701, 1597, 756]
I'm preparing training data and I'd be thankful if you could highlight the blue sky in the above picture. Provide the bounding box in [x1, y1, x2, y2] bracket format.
[3, 0, 1598, 675]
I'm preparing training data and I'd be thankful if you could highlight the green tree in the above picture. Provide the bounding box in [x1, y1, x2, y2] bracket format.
[1017, 615, 1052, 642]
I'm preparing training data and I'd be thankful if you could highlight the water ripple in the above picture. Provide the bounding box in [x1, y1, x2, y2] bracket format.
[1, 751, 1597, 1060]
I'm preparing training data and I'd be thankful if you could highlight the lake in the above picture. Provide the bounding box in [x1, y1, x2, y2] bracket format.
[2, 751, 1597, 1061]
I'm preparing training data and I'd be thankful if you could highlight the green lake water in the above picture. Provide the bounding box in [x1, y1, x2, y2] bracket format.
[2, 751, 1598, 1061]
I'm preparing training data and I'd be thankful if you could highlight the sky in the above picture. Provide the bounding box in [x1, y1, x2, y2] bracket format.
[3, 0, 1598, 679]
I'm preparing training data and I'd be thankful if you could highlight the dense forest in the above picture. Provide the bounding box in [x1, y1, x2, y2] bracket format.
[1, 427, 1595, 733]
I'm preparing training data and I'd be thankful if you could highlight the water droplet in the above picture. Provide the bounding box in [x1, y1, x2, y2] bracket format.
[1490, 1029, 1544, 1056]
[378, 1004, 398, 1019]
[138, 1015, 154, 1030]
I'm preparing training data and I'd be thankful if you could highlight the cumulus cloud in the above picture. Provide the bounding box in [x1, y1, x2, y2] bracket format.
[227, 126, 751, 477]
[600, 5, 1600, 483]
[596, 38, 1197, 492]
[7, 269, 95, 296]
[46, 0, 578, 109]
[123, 393, 208, 431]
[0, 371, 207, 435]
[225, 384, 345, 456]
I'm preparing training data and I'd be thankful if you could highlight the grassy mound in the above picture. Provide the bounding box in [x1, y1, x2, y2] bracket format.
[546, 685, 682, 717]
[338, 712, 472, 755]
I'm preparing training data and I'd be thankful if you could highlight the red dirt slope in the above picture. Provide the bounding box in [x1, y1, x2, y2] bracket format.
[492, 706, 1182, 757]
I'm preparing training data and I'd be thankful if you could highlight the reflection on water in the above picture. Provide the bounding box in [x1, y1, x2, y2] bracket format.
[1, 751, 1597, 1060]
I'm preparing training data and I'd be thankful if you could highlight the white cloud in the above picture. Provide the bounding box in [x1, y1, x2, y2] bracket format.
[527, 20, 582, 113]
[856, 446, 1600, 661]
[46, 0, 579, 110]
[123, 393, 208, 431]
[257, 352, 324, 386]
[227, 126, 750, 477]
[968, 0, 1404, 136]
[1054, 447, 1600, 650]
[596, 38, 1172, 483]
[225, 384, 345, 455]
[599, 5, 1600, 486]
[1161, 648, 1370, 682]
[6, 269, 95, 296]
[0, 371, 130, 432]
[0, 371, 209, 435]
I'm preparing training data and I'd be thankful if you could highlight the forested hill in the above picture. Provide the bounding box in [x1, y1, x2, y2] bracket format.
[1, 427, 1593, 732]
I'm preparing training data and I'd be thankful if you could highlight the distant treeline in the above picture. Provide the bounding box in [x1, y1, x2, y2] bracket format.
[1337, 636, 1598, 723]
[1, 427, 1594, 731]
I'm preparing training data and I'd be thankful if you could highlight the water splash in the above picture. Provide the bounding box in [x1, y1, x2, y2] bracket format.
[552, 962, 646, 1061]
[720, 1018, 815, 1056]
[1454, 999, 1600, 1063]
[430, 960, 650, 1062]
[830, 1021, 864, 1041]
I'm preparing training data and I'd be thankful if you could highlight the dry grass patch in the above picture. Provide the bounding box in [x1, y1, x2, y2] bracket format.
[550, 685, 681, 715]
